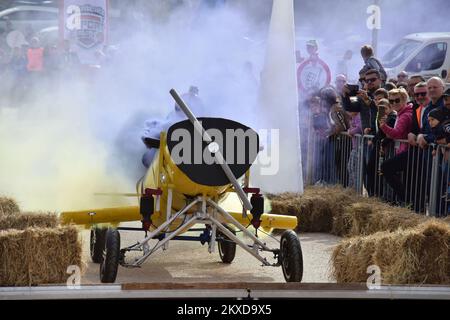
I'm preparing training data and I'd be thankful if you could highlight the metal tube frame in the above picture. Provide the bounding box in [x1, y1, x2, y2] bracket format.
[120, 196, 279, 268]
[207, 199, 272, 252]
[121, 197, 201, 256]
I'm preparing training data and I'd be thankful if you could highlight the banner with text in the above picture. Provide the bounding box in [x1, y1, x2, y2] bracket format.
[60, 0, 108, 65]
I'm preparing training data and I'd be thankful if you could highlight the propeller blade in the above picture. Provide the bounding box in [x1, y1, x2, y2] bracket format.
[169, 89, 253, 211]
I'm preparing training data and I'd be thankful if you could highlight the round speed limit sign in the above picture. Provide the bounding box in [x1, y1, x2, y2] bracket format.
[297, 57, 331, 93]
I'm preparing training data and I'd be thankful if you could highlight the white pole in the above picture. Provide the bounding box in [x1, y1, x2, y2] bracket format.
[253, 0, 303, 194]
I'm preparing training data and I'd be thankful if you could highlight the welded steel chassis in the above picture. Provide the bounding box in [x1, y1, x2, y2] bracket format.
[119, 192, 280, 268]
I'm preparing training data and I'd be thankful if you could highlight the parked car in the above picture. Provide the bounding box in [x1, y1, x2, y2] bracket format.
[382, 32, 450, 83]
[0, 5, 58, 34]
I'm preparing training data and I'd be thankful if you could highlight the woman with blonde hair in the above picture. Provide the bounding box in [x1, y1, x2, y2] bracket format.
[379, 87, 413, 203]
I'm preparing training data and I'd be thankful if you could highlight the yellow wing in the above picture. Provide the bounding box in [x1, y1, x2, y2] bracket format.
[60, 206, 140, 228]
[60, 205, 297, 232]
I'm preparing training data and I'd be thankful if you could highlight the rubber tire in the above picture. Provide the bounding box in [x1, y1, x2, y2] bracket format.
[100, 228, 121, 283]
[90, 227, 106, 263]
[280, 230, 303, 282]
[218, 225, 236, 264]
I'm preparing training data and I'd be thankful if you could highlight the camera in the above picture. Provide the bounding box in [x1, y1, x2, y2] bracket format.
[346, 84, 359, 96]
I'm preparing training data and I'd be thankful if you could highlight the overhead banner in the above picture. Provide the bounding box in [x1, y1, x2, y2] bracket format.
[59, 0, 109, 65]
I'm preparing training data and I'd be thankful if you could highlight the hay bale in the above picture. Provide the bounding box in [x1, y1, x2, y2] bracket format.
[270, 186, 360, 233]
[330, 203, 354, 237]
[330, 233, 379, 283]
[331, 221, 450, 284]
[267, 192, 302, 219]
[0, 212, 59, 231]
[0, 197, 20, 216]
[344, 200, 428, 237]
[269, 185, 449, 236]
[0, 226, 83, 286]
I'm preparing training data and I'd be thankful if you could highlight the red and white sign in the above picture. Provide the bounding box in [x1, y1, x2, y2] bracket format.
[297, 57, 331, 94]
[59, 0, 109, 65]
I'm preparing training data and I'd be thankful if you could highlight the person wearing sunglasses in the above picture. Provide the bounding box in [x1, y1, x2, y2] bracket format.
[379, 88, 413, 204]
[342, 69, 382, 136]
[379, 88, 413, 155]
[408, 82, 430, 147]
[414, 83, 429, 106]
[404, 81, 445, 213]
[342, 69, 383, 196]
[407, 75, 425, 106]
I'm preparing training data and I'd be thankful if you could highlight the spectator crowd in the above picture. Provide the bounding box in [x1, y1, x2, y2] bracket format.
[2, 18, 450, 217]
[299, 43, 450, 217]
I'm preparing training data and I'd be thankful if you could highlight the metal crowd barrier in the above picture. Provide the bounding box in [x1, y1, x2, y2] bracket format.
[303, 131, 449, 217]
[429, 144, 450, 216]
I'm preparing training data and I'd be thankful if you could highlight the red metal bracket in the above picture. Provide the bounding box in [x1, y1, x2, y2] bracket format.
[243, 187, 260, 194]
[144, 188, 163, 196]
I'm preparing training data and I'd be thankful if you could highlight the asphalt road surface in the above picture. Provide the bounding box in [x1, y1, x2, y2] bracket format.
[80, 224, 341, 284]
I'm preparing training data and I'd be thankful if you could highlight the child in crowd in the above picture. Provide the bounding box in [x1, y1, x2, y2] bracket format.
[374, 98, 397, 159]
[429, 108, 447, 139]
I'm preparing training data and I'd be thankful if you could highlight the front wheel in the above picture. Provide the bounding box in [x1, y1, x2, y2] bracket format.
[90, 227, 106, 263]
[280, 230, 303, 282]
[218, 225, 236, 264]
[100, 228, 121, 283]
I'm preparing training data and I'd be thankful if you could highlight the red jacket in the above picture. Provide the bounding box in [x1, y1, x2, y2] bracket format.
[380, 103, 413, 155]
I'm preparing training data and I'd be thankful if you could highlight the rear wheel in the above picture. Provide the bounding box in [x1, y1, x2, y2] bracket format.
[100, 228, 121, 283]
[280, 230, 303, 282]
[218, 225, 236, 264]
[90, 227, 106, 263]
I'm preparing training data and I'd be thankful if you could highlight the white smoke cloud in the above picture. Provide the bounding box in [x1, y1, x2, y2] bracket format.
[0, 1, 269, 212]
[2, 0, 448, 211]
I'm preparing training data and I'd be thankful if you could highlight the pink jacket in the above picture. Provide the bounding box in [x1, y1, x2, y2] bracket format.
[380, 103, 413, 154]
